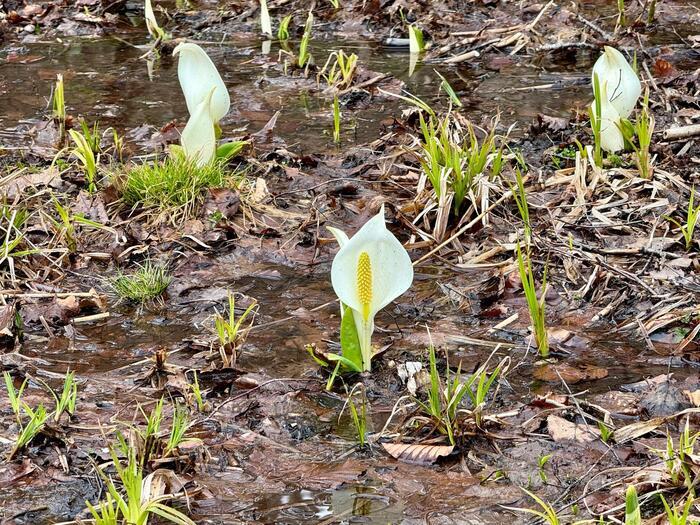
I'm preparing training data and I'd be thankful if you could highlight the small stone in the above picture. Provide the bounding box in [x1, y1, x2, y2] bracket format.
[23, 24, 35, 33]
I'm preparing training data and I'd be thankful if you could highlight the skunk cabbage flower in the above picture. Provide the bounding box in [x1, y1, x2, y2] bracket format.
[144, 0, 164, 40]
[592, 84, 625, 153]
[260, 0, 272, 37]
[330, 206, 413, 371]
[181, 87, 216, 166]
[591, 46, 641, 152]
[592, 46, 641, 119]
[173, 42, 230, 124]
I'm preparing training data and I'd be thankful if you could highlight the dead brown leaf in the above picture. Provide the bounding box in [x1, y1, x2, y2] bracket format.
[533, 362, 608, 384]
[382, 443, 454, 464]
[547, 415, 599, 443]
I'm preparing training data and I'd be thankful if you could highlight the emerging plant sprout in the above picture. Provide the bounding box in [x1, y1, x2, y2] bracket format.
[329, 205, 413, 371]
[259, 0, 272, 37]
[408, 25, 425, 54]
[145, 0, 166, 41]
[590, 46, 641, 153]
[173, 42, 231, 165]
[181, 87, 217, 166]
[173, 42, 230, 126]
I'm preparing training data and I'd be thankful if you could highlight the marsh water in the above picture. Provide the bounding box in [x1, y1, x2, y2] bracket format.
[2, 8, 700, 525]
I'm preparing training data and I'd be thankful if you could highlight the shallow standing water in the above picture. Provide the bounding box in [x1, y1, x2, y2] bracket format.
[2, 8, 700, 524]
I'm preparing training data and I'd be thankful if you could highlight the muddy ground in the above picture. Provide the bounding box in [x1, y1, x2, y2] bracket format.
[1, 0, 700, 523]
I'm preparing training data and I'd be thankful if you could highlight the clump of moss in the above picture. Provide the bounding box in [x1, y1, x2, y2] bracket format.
[110, 262, 171, 304]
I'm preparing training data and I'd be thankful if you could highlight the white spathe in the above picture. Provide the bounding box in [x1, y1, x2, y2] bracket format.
[144, 0, 161, 39]
[330, 206, 414, 370]
[327, 226, 349, 248]
[260, 0, 272, 36]
[592, 46, 641, 119]
[173, 42, 230, 123]
[591, 46, 641, 153]
[591, 84, 625, 153]
[181, 87, 216, 167]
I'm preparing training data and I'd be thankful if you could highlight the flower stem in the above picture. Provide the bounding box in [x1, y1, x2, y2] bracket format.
[361, 320, 372, 371]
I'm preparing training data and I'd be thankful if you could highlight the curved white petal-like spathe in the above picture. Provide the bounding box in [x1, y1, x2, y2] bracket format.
[591, 88, 624, 153]
[330, 206, 414, 320]
[181, 88, 216, 167]
[592, 46, 641, 119]
[327, 226, 349, 248]
[144, 0, 161, 39]
[260, 0, 272, 36]
[173, 42, 230, 123]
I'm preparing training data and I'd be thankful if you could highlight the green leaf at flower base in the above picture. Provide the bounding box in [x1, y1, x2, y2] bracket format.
[216, 140, 247, 161]
[325, 353, 362, 373]
[340, 306, 363, 372]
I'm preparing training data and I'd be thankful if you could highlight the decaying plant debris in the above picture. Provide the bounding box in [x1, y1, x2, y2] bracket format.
[1, 0, 699, 523]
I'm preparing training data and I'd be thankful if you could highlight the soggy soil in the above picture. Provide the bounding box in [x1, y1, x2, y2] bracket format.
[1, 0, 700, 524]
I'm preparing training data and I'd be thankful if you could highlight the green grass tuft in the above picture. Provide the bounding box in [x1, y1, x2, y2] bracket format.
[119, 156, 226, 218]
[110, 262, 172, 304]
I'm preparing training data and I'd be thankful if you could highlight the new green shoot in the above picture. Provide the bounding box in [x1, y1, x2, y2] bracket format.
[464, 355, 503, 428]
[416, 345, 469, 445]
[418, 114, 501, 217]
[408, 25, 425, 54]
[214, 292, 258, 367]
[277, 14, 292, 40]
[505, 488, 561, 525]
[189, 371, 205, 412]
[69, 128, 98, 192]
[52, 74, 66, 124]
[332, 95, 341, 144]
[319, 50, 358, 89]
[341, 384, 367, 447]
[165, 402, 190, 456]
[436, 71, 462, 107]
[90, 446, 196, 525]
[619, 88, 655, 179]
[538, 454, 551, 483]
[516, 243, 549, 357]
[589, 73, 604, 168]
[10, 404, 49, 459]
[647, 0, 657, 23]
[3, 372, 27, 424]
[39, 369, 77, 423]
[298, 11, 313, 69]
[511, 168, 531, 244]
[625, 485, 641, 525]
[666, 186, 700, 251]
[660, 495, 694, 525]
[617, 0, 625, 28]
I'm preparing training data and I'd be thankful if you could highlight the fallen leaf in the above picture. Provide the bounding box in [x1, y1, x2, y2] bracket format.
[685, 390, 700, 407]
[0, 459, 36, 488]
[250, 178, 269, 204]
[203, 188, 240, 220]
[533, 362, 608, 384]
[382, 443, 454, 465]
[0, 304, 16, 342]
[2, 167, 60, 199]
[547, 415, 599, 443]
[397, 361, 423, 395]
[531, 114, 569, 134]
[71, 190, 109, 224]
[613, 418, 666, 444]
